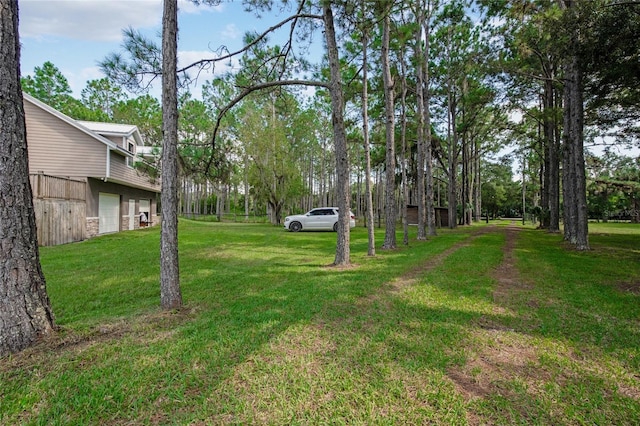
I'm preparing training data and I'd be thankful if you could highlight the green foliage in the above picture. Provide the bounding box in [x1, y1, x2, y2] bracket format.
[21, 61, 72, 101]
[99, 27, 163, 93]
[81, 78, 127, 120]
[587, 151, 640, 221]
[178, 92, 234, 182]
[21, 61, 77, 115]
[582, 1, 640, 144]
[482, 157, 522, 217]
[236, 93, 312, 222]
[113, 94, 163, 144]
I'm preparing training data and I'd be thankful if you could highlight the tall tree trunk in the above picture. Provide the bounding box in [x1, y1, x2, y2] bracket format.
[474, 144, 481, 222]
[244, 153, 250, 220]
[399, 45, 409, 246]
[542, 75, 561, 232]
[549, 84, 561, 232]
[447, 96, 458, 229]
[461, 116, 472, 226]
[414, 5, 427, 240]
[381, 8, 397, 249]
[0, 0, 55, 356]
[561, 0, 589, 250]
[466, 137, 475, 225]
[323, 4, 351, 266]
[471, 138, 479, 222]
[361, 16, 375, 256]
[444, 22, 458, 229]
[423, 3, 437, 237]
[320, 136, 326, 206]
[541, 93, 550, 230]
[562, 119, 577, 242]
[376, 168, 383, 228]
[461, 76, 470, 226]
[522, 155, 527, 225]
[160, 0, 182, 309]
[542, 80, 551, 229]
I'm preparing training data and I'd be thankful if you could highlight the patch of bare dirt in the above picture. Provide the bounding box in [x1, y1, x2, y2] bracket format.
[448, 332, 540, 399]
[323, 262, 359, 270]
[616, 280, 640, 295]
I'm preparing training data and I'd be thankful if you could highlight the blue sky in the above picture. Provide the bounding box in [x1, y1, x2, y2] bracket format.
[19, 0, 323, 98]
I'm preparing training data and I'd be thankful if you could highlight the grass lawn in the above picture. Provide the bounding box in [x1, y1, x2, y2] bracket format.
[1, 219, 639, 425]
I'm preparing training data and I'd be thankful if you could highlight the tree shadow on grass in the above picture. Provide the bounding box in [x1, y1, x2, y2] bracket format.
[10, 223, 639, 424]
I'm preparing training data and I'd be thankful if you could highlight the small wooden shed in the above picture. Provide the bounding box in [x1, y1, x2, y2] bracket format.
[406, 205, 449, 228]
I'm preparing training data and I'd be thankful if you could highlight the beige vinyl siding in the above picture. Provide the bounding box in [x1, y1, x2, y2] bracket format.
[25, 101, 107, 178]
[103, 135, 121, 146]
[104, 135, 131, 151]
[109, 153, 160, 192]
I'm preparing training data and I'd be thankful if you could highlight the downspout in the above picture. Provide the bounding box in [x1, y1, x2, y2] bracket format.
[104, 145, 111, 182]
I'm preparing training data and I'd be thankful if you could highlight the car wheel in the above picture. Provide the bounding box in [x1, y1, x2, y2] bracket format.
[289, 221, 302, 232]
[333, 222, 338, 232]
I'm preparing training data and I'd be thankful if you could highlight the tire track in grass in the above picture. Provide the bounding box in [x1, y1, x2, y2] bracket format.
[491, 225, 534, 307]
[215, 226, 498, 424]
[447, 225, 545, 425]
[449, 225, 640, 425]
[385, 225, 499, 294]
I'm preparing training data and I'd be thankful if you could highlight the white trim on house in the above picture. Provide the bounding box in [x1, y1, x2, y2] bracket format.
[105, 146, 111, 180]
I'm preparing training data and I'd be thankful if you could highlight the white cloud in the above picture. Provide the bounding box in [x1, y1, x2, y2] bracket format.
[20, 0, 162, 42]
[220, 23, 240, 40]
[178, 0, 224, 15]
[19, 0, 223, 42]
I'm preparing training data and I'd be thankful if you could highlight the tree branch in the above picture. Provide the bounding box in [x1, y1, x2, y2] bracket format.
[205, 79, 329, 175]
[177, 12, 323, 74]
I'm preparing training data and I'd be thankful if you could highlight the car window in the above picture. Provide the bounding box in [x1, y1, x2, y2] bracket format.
[309, 208, 338, 216]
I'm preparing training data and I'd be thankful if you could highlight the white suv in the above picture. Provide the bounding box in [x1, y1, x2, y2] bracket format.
[284, 207, 356, 232]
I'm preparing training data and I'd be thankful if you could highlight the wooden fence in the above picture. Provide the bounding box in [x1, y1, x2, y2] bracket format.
[29, 174, 87, 246]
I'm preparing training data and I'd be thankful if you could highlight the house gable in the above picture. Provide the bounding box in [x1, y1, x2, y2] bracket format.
[24, 94, 117, 178]
[23, 93, 158, 193]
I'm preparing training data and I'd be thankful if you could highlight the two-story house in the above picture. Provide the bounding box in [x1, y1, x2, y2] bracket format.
[24, 93, 161, 246]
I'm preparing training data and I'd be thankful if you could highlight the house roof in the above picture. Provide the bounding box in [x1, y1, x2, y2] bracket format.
[22, 93, 132, 157]
[78, 121, 144, 146]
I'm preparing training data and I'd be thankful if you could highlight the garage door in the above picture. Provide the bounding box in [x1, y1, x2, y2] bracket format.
[99, 192, 120, 234]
